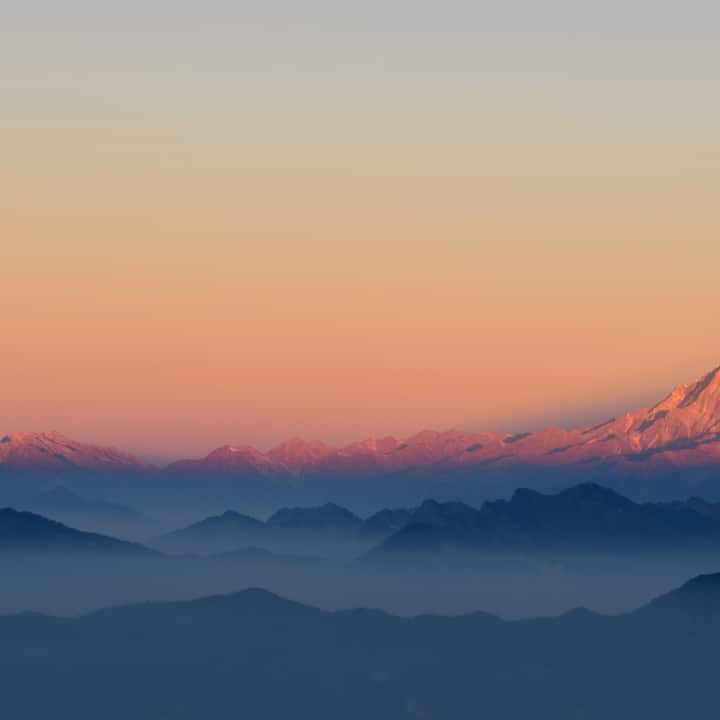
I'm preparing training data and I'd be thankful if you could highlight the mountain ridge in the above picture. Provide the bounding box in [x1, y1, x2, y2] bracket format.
[165, 364, 720, 477]
[363, 481, 720, 565]
[3, 364, 720, 481]
[0, 431, 150, 472]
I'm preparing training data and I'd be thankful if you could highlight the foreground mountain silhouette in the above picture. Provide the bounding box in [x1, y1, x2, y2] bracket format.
[3, 365, 720, 492]
[1, 575, 720, 719]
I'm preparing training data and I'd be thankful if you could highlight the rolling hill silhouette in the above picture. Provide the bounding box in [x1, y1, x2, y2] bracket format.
[1, 575, 719, 719]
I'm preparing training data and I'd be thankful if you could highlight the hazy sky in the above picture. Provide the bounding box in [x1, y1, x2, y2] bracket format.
[2, 1, 719, 457]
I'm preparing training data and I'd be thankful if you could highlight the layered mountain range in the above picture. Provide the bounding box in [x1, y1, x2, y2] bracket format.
[2, 365, 720, 487]
[150, 483, 720, 563]
[364, 483, 720, 565]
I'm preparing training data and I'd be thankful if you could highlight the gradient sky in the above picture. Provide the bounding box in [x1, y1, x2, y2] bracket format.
[2, 1, 719, 458]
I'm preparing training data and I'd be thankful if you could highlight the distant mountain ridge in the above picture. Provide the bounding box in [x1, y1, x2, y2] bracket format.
[0, 432, 149, 472]
[166, 364, 720, 478]
[3, 364, 720, 487]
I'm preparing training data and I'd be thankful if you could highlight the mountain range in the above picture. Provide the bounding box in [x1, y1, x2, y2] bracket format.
[153, 502, 405, 555]
[12, 482, 720, 564]
[152, 483, 720, 563]
[2, 365, 720, 504]
[152, 502, 408, 559]
[165, 364, 720, 478]
[6, 483, 720, 618]
[365, 483, 720, 565]
[2, 575, 720, 719]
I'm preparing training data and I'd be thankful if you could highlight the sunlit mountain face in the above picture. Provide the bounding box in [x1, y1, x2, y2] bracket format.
[165, 364, 720, 478]
[3, 365, 720, 491]
[0, 431, 149, 472]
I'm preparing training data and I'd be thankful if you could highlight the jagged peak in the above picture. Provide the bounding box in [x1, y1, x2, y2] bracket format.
[677, 365, 720, 407]
[0, 430, 147, 470]
[653, 365, 720, 412]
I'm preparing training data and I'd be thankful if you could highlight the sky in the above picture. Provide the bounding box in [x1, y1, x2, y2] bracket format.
[2, 1, 719, 459]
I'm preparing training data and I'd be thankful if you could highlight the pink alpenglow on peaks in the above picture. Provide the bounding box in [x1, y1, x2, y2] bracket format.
[0, 431, 149, 472]
[3, 365, 720, 479]
[164, 365, 720, 477]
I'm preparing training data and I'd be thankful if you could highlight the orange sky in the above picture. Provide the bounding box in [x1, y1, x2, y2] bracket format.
[2, 2, 719, 458]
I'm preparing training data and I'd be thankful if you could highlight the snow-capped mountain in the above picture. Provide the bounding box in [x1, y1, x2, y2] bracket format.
[0, 431, 149, 472]
[166, 365, 720, 478]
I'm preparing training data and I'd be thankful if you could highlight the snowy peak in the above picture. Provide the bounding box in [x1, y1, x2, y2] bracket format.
[0, 431, 148, 472]
[676, 365, 720, 410]
[653, 366, 720, 413]
[168, 444, 284, 478]
[614, 366, 720, 452]
[267, 437, 333, 473]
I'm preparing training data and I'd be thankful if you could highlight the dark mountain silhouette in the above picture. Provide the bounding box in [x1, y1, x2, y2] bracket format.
[154, 502, 374, 556]
[1, 576, 720, 719]
[0, 508, 157, 557]
[659, 496, 720, 521]
[153, 509, 265, 553]
[266, 502, 363, 535]
[153, 483, 720, 563]
[366, 483, 720, 564]
[639, 572, 720, 617]
[363, 507, 415, 535]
